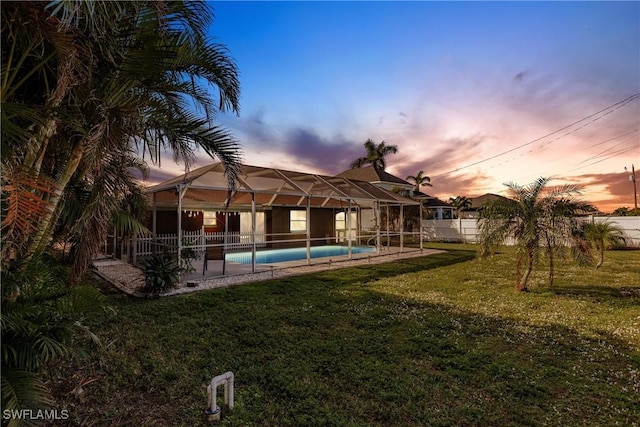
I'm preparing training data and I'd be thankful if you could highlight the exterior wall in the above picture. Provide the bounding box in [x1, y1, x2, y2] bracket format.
[268, 206, 337, 248]
[151, 206, 378, 249]
[310, 208, 335, 241]
[269, 206, 289, 237]
[422, 216, 640, 246]
[152, 209, 239, 234]
[154, 211, 179, 234]
[181, 211, 203, 232]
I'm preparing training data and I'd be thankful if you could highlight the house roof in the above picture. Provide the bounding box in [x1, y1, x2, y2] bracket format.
[146, 163, 420, 209]
[469, 193, 508, 209]
[411, 191, 453, 208]
[335, 166, 413, 188]
[421, 197, 453, 208]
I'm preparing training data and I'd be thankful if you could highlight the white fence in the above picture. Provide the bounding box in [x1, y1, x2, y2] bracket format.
[422, 219, 480, 243]
[422, 216, 640, 247]
[130, 230, 266, 263]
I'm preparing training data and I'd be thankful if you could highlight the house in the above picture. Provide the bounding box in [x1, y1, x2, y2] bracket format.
[418, 194, 455, 220]
[337, 166, 458, 220]
[464, 193, 509, 218]
[131, 163, 422, 275]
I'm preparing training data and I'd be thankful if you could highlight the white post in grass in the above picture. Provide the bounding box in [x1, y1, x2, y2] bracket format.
[205, 371, 234, 422]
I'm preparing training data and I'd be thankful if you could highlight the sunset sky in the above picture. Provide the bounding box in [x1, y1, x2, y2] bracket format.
[148, 1, 640, 213]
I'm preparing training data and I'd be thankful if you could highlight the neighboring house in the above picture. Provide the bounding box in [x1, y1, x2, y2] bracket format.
[336, 166, 415, 196]
[336, 166, 458, 220]
[418, 194, 455, 220]
[411, 191, 455, 220]
[464, 193, 509, 218]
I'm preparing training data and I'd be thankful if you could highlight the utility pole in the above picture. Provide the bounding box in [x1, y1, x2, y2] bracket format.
[626, 164, 638, 211]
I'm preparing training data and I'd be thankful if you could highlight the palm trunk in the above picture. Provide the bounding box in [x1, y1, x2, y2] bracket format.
[28, 142, 85, 257]
[514, 254, 523, 291]
[518, 249, 534, 292]
[596, 248, 604, 269]
[23, 50, 79, 173]
[548, 250, 555, 288]
[546, 240, 555, 289]
[23, 118, 59, 173]
[16, 51, 81, 260]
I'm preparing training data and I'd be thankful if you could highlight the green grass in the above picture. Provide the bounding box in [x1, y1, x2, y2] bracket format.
[47, 244, 639, 426]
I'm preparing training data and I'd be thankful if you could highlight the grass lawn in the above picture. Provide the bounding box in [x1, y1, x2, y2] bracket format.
[47, 244, 639, 426]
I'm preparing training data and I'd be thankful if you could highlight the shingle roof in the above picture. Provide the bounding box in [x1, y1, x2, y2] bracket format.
[421, 197, 453, 208]
[469, 193, 508, 209]
[335, 166, 412, 187]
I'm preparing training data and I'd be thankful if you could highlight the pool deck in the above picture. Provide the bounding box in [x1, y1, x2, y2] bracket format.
[93, 246, 445, 297]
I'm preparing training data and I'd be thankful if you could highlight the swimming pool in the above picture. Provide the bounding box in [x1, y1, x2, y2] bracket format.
[225, 245, 375, 264]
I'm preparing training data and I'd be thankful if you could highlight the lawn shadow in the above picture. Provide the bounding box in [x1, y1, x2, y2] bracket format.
[289, 249, 477, 288]
[550, 284, 640, 308]
[60, 266, 640, 427]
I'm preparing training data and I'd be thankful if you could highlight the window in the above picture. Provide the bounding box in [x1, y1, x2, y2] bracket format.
[240, 212, 266, 244]
[336, 211, 357, 230]
[290, 210, 307, 232]
[335, 212, 346, 231]
[203, 211, 217, 226]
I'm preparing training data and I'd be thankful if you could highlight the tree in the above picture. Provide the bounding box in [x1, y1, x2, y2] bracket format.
[1, 254, 105, 424]
[612, 207, 631, 216]
[350, 139, 398, 171]
[1, 0, 242, 414]
[449, 196, 471, 218]
[538, 197, 591, 288]
[479, 177, 587, 291]
[579, 221, 626, 269]
[406, 170, 432, 193]
[612, 207, 640, 216]
[1, 1, 243, 276]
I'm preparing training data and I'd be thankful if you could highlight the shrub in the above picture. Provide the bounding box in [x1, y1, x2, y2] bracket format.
[140, 251, 182, 294]
[1, 254, 105, 422]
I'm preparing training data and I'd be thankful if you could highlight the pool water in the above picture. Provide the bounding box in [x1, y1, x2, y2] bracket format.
[225, 245, 375, 264]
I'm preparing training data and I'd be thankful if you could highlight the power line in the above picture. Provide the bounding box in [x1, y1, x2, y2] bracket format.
[431, 93, 639, 178]
[584, 128, 638, 149]
[572, 130, 638, 167]
[507, 130, 638, 183]
[567, 144, 639, 173]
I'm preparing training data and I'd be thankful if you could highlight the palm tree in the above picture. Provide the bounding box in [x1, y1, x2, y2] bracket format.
[449, 196, 471, 218]
[1, 0, 242, 413]
[350, 139, 398, 171]
[406, 170, 432, 193]
[579, 221, 626, 269]
[2, 1, 242, 270]
[479, 177, 586, 291]
[538, 197, 592, 288]
[1, 253, 105, 422]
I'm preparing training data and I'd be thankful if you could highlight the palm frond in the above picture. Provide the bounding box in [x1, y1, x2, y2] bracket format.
[1, 166, 57, 264]
[1, 369, 52, 423]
